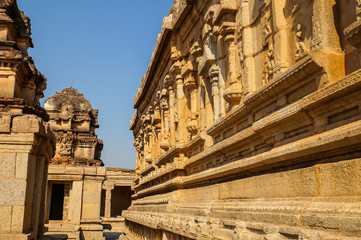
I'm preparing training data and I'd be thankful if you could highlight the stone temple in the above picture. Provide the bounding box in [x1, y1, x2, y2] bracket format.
[1, 0, 361, 240]
[43, 88, 135, 240]
[124, 0, 361, 239]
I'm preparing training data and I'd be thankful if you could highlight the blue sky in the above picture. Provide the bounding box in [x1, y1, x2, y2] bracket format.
[17, 1, 173, 169]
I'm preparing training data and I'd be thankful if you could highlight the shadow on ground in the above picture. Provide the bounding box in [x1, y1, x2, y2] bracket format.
[104, 232, 123, 240]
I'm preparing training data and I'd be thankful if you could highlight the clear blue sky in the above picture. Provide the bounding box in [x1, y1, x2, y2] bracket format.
[17, 1, 173, 169]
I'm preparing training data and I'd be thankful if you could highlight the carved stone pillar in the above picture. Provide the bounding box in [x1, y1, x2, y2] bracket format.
[184, 72, 198, 137]
[171, 61, 186, 143]
[147, 129, 153, 163]
[164, 75, 176, 146]
[209, 65, 220, 122]
[153, 102, 161, 159]
[222, 31, 242, 109]
[160, 88, 170, 151]
[312, 0, 344, 82]
[241, 0, 256, 93]
[104, 186, 114, 218]
[271, 0, 292, 74]
[176, 74, 185, 143]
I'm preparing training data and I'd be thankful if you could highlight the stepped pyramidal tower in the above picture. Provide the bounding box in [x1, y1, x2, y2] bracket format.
[44, 87, 103, 166]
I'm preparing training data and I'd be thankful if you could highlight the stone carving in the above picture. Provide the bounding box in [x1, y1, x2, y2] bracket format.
[126, 1, 361, 239]
[295, 24, 306, 60]
[264, 15, 272, 42]
[45, 88, 103, 166]
[311, 16, 321, 51]
[263, 44, 275, 85]
[58, 136, 72, 157]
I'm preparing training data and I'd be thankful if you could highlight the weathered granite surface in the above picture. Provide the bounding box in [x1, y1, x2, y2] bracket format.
[44, 87, 103, 166]
[125, 0, 361, 239]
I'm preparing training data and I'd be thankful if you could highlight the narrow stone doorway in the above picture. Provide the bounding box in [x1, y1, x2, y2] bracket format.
[111, 186, 132, 217]
[49, 184, 65, 220]
[48, 183, 70, 221]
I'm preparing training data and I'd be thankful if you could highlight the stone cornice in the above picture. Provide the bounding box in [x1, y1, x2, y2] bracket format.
[0, 97, 49, 121]
[124, 196, 361, 239]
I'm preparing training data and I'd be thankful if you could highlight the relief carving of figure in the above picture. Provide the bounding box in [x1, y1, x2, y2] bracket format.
[264, 15, 271, 41]
[295, 24, 306, 60]
[311, 16, 321, 50]
[263, 43, 275, 85]
[58, 137, 72, 157]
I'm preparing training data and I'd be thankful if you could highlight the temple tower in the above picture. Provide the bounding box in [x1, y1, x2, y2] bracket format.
[43, 88, 105, 240]
[44, 87, 103, 166]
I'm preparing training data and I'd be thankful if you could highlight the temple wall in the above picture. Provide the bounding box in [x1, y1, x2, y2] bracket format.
[0, 115, 54, 240]
[44, 166, 135, 240]
[126, 0, 361, 239]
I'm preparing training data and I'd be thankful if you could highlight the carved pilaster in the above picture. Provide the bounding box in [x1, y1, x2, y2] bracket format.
[219, 22, 242, 109]
[160, 88, 170, 151]
[104, 186, 114, 218]
[176, 74, 185, 142]
[164, 74, 176, 146]
[199, 12, 217, 75]
[185, 79, 198, 138]
[271, 0, 292, 74]
[312, 0, 345, 82]
[209, 65, 220, 122]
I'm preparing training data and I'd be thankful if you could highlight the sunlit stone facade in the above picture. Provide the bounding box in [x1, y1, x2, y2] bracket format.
[125, 0, 361, 239]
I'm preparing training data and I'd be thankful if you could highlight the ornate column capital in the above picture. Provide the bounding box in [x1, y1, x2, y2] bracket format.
[209, 65, 219, 84]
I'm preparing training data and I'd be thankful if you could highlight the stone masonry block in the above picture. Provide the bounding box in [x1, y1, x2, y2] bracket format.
[11, 205, 25, 233]
[0, 233, 32, 240]
[0, 179, 26, 205]
[0, 206, 12, 233]
[83, 181, 101, 192]
[15, 153, 34, 180]
[0, 115, 11, 133]
[220, 166, 318, 199]
[319, 158, 361, 197]
[82, 204, 99, 219]
[64, 166, 84, 175]
[12, 115, 43, 133]
[83, 167, 97, 176]
[96, 166, 106, 176]
[0, 153, 16, 179]
[82, 192, 100, 204]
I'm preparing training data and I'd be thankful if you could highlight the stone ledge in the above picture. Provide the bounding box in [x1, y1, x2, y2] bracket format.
[0, 233, 34, 240]
[0, 98, 49, 121]
[124, 199, 361, 239]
